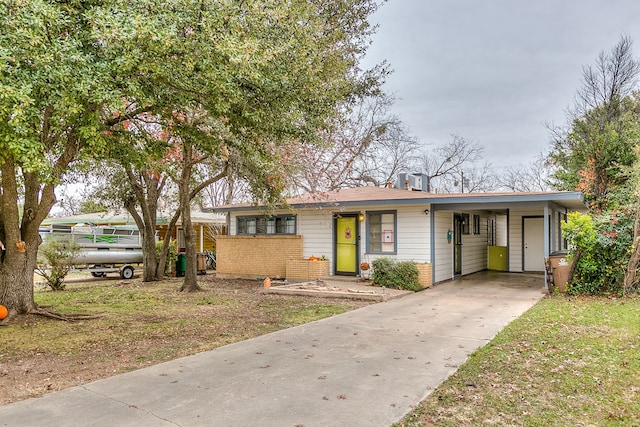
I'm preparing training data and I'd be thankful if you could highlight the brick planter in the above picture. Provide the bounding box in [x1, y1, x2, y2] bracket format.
[286, 259, 330, 281]
[415, 263, 432, 288]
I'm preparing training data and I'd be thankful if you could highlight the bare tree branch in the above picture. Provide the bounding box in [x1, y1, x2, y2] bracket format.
[498, 152, 555, 192]
[575, 35, 640, 118]
[287, 94, 419, 194]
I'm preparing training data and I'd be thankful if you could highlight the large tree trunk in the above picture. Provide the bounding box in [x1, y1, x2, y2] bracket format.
[125, 198, 161, 283]
[178, 143, 202, 293]
[179, 198, 201, 292]
[1, 159, 57, 313]
[141, 224, 159, 281]
[156, 210, 181, 280]
[124, 169, 165, 282]
[0, 250, 38, 314]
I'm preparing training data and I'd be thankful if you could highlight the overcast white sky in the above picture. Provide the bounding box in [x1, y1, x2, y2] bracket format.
[363, 0, 640, 169]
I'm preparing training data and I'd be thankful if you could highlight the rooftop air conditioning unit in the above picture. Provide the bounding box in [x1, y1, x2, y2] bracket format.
[407, 174, 422, 191]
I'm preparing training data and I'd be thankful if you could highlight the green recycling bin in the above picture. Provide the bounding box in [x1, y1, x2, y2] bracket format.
[176, 253, 187, 277]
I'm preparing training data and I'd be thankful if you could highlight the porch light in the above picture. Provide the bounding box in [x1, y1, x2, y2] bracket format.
[358, 212, 365, 222]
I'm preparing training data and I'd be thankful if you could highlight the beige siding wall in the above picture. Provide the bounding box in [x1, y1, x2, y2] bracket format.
[359, 204, 430, 263]
[395, 205, 431, 263]
[226, 209, 337, 276]
[462, 212, 489, 275]
[434, 210, 453, 283]
[157, 223, 224, 253]
[298, 209, 335, 264]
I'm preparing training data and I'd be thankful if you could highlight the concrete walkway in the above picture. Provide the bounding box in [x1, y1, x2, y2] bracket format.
[0, 272, 546, 427]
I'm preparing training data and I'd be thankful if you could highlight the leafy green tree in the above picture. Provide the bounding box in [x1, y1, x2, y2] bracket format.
[1, 1, 114, 314]
[551, 100, 640, 210]
[549, 37, 640, 295]
[78, 200, 108, 215]
[562, 210, 634, 295]
[1, 0, 385, 311]
[549, 37, 640, 211]
[623, 146, 640, 294]
[98, 0, 386, 292]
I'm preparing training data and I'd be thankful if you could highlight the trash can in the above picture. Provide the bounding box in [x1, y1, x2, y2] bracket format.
[549, 251, 572, 293]
[176, 253, 187, 277]
[196, 252, 207, 275]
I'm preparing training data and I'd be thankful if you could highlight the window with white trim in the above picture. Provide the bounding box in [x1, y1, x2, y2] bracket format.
[367, 211, 396, 254]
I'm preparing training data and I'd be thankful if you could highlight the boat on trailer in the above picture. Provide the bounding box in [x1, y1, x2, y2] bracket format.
[40, 224, 145, 279]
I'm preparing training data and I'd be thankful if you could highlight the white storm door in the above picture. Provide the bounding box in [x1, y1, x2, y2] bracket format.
[524, 217, 545, 272]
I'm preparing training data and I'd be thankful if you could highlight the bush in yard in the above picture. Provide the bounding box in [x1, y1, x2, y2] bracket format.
[371, 258, 421, 291]
[562, 210, 634, 295]
[36, 237, 80, 291]
[156, 239, 178, 276]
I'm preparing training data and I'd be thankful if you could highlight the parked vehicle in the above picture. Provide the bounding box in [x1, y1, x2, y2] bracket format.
[40, 224, 146, 279]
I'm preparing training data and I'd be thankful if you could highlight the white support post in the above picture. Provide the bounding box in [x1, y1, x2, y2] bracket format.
[543, 204, 550, 290]
[199, 224, 204, 252]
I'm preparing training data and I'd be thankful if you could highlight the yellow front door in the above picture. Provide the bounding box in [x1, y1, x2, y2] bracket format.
[336, 216, 357, 274]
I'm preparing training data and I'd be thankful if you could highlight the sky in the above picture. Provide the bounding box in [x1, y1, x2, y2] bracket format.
[362, 0, 640, 170]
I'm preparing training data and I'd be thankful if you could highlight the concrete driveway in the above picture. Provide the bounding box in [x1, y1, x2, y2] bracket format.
[0, 271, 546, 427]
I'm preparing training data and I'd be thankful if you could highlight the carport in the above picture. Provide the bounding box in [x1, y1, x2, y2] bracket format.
[428, 192, 587, 286]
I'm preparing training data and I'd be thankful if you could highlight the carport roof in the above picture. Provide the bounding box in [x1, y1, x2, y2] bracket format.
[42, 211, 226, 226]
[206, 186, 587, 212]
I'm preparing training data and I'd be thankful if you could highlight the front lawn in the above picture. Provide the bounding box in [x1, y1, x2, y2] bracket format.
[0, 275, 371, 405]
[396, 296, 640, 426]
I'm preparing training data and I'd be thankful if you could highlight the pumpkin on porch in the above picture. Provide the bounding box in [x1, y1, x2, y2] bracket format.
[0, 304, 8, 320]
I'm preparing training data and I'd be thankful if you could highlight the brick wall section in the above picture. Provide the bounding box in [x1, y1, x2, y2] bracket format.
[216, 235, 303, 278]
[286, 260, 330, 281]
[416, 263, 432, 288]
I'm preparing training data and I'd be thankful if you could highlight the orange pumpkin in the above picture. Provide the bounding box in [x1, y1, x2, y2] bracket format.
[0, 304, 8, 320]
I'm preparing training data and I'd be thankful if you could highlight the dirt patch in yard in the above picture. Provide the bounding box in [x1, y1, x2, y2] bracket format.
[0, 274, 373, 405]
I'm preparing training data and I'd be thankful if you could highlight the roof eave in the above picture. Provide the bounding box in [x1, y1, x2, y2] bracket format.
[207, 191, 587, 213]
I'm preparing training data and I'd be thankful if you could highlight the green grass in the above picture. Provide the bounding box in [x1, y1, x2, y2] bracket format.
[396, 295, 640, 427]
[15, 280, 365, 357]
